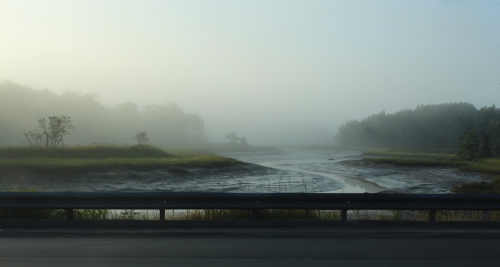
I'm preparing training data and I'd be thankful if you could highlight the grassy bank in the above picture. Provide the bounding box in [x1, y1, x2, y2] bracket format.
[161, 143, 280, 155]
[362, 148, 500, 193]
[362, 154, 500, 175]
[0, 145, 241, 175]
[0, 145, 171, 159]
[363, 148, 456, 160]
[0, 155, 240, 175]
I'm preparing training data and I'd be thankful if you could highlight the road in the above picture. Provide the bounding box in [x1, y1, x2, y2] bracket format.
[1, 228, 500, 267]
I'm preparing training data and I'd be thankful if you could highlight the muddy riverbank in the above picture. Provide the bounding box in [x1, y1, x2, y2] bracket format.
[1, 148, 494, 193]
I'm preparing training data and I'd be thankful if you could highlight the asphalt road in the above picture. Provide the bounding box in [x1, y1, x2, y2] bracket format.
[2, 234, 500, 267]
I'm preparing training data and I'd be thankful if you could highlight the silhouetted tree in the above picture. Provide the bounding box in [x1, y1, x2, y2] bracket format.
[240, 136, 248, 145]
[477, 133, 493, 158]
[456, 131, 479, 161]
[23, 116, 74, 148]
[133, 131, 150, 146]
[225, 132, 241, 143]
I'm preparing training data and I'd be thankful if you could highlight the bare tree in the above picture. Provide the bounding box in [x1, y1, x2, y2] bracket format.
[23, 116, 74, 148]
[133, 131, 150, 146]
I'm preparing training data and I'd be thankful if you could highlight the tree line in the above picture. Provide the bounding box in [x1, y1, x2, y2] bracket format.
[335, 103, 500, 153]
[0, 81, 206, 146]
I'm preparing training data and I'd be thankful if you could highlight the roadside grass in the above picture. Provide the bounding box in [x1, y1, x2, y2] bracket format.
[1, 188, 499, 222]
[347, 209, 500, 222]
[180, 209, 341, 220]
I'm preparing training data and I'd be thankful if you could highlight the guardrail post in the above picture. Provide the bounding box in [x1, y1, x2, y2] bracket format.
[159, 209, 165, 221]
[66, 209, 74, 221]
[428, 210, 436, 222]
[251, 209, 258, 220]
[341, 209, 348, 221]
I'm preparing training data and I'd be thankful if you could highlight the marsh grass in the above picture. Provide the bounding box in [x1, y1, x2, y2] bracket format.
[363, 150, 500, 175]
[362, 157, 463, 167]
[0, 145, 171, 159]
[0, 155, 240, 175]
[363, 148, 500, 193]
[364, 149, 456, 160]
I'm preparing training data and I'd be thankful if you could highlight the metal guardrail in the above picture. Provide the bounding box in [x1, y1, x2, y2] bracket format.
[1, 192, 500, 222]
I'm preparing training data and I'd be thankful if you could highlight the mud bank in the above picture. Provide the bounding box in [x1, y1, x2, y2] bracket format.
[337, 160, 493, 194]
[1, 163, 278, 193]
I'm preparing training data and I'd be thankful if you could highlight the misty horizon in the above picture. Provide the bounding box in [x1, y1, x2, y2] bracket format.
[1, 1, 499, 146]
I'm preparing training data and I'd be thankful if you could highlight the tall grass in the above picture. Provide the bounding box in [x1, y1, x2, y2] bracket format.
[0, 145, 171, 159]
[0, 155, 241, 175]
[363, 149, 455, 159]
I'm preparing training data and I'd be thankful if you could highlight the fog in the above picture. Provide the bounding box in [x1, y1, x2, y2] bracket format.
[1, 0, 499, 146]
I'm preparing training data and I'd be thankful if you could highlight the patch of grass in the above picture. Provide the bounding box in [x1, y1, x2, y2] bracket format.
[362, 148, 500, 194]
[0, 155, 241, 175]
[362, 157, 500, 176]
[0, 145, 171, 159]
[161, 143, 280, 155]
[363, 148, 455, 159]
[361, 157, 463, 167]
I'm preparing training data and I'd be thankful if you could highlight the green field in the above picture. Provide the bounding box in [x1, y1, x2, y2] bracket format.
[0, 145, 171, 159]
[0, 145, 240, 175]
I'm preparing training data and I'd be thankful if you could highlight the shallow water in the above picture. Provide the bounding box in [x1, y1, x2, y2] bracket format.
[219, 148, 385, 193]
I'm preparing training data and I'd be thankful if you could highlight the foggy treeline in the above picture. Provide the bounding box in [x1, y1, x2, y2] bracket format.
[0, 81, 206, 146]
[335, 103, 500, 151]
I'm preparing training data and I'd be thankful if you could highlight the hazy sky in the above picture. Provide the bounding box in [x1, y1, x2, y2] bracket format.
[1, 0, 500, 144]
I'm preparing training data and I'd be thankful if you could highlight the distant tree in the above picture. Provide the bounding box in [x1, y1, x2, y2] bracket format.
[225, 132, 241, 143]
[23, 116, 74, 148]
[456, 131, 480, 161]
[133, 131, 150, 146]
[240, 136, 248, 145]
[477, 133, 493, 158]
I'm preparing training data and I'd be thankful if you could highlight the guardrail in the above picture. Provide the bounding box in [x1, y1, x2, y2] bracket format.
[1, 192, 500, 222]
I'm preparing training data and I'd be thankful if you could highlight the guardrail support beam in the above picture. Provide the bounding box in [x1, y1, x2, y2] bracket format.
[159, 209, 165, 221]
[429, 210, 436, 222]
[251, 209, 258, 220]
[341, 209, 348, 221]
[66, 209, 73, 221]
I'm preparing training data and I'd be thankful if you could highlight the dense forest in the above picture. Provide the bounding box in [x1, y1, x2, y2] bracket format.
[335, 103, 500, 152]
[0, 81, 207, 146]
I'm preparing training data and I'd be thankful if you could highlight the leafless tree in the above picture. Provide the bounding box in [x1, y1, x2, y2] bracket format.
[133, 131, 150, 146]
[23, 116, 74, 148]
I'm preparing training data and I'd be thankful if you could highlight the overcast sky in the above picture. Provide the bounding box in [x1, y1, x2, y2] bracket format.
[1, 0, 500, 144]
